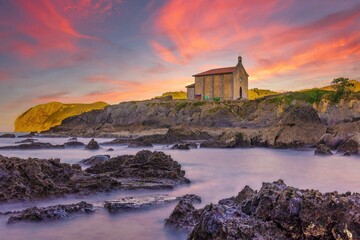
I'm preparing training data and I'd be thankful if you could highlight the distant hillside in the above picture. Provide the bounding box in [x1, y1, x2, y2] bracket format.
[248, 88, 279, 100]
[320, 80, 360, 92]
[15, 101, 109, 132]
[156, 91, 187, 100]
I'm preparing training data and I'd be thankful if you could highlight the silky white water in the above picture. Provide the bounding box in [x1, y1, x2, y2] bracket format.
[0, 136, 359, 240]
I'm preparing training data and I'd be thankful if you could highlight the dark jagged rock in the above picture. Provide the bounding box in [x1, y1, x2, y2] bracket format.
[318, 133, 342, 150]
[268, 105, 326, 148]
[104, 194, 178, 213]
[128, 128, 213, 146]
[85, 139, 100, 150]
[314, 144, 333, 156]
[15, 138, 37, 144]
[0, 142, 65, 150]
[64, 141, 85, 148]
[170, 143, 195, 150]
[337, 132, 360, 154]
[128, 139, 153, 148]
[107, 148, 114, 151]
[166, 180, 360, 239]
[86, 150, 189, 185]
[17, 132, 37, 138]
[68, 137, 78, 141]
[0, 134, 15, 138]
[8, 201, 93, 224]
[201, 132, 251, 148]
[103, 138, 131, 145]
[165, 195, 203, 232]
[79, 155, 110, 166]
[0, 155, 120, 202]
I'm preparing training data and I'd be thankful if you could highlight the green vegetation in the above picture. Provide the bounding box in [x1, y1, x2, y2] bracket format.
[330, 77, 355, 103]
[192, 101, 206, 107]
[15, 101, 108, 132]
[155, 91, 187, 100]
[264, 89, 331, 105]
[176, 101, 188, 111]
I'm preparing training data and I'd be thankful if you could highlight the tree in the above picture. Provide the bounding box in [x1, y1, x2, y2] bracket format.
[331, 77, 355, 102]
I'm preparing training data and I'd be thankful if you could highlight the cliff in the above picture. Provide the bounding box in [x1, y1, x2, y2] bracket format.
[15, 101, 109, 132]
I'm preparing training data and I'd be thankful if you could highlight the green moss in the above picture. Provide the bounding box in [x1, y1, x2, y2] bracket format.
[192, 101, 206, 107]
[176, 101, 188, 111]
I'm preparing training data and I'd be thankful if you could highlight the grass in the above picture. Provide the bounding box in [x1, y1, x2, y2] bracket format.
[264, 89, 331, 105]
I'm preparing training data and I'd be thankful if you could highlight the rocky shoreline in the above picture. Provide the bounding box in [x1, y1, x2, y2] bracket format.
[165, 180, 360, 239]
[0, 150, 189, 202]
[35, 99, 360, 154]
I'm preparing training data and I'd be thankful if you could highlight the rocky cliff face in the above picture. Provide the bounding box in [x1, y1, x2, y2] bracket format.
[14, 101, 108, 132]
[45, 98, 360, 139]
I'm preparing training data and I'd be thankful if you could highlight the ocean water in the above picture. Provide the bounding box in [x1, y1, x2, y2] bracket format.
[0, 136, 359, 240]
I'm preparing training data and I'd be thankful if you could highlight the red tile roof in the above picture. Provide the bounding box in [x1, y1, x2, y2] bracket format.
[185, 83, 195, 88]
[192, 67, 236, 77]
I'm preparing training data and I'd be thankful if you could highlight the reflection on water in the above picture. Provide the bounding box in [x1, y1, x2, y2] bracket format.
[0, 137, 359, 240]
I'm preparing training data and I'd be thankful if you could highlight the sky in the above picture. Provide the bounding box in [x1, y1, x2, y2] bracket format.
[0, 0, 360, 131]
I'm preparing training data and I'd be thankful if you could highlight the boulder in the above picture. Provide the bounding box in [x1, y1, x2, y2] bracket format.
[166, 180, 360, 239]
[314, 144, 333, 156]
[0, 134, 15, 138]
[68, 137, 78, 141]
[8, 201, 93, 224]
[107, 148, 114, 151]
[201, 132, 251, 148]
[170, 143, 197, 150]
[85, 150, 189, 184]
[79, 155, 110, 166]
[0, 155, 120, 202]
[337, 132, 360, 154]
[64, 141, 85, 148]
[104, 194, 178, 213]
[85, 139, 100, 150]
[0, 142, 65, 150]
[164, 195, 203, 232]
[318, 133, 342, 149]
[267, 105, 327, 148]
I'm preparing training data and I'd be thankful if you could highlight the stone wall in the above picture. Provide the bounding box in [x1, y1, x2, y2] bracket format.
[195, 77, 203, 96]
[187, 87, 195, 100]
[223, 74, 233, 100]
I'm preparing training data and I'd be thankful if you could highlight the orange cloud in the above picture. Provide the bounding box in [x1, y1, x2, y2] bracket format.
[151, 0, 360, 86]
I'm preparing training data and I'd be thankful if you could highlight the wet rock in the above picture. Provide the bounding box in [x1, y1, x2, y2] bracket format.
[128, 139, 153, 148]
[337, 132, 360, 154]
[166, 180, 360, 239]
[201, 132, 251, 148]
[8, 201, 93, 224]
[103, 138, 131, 145]
[165, 195, 203, 232]
[0, 134, 15, 138]
[171, 144, 191, 150]
[64, 141, 85, 148]
[85, 150, 189, 184]
[318, 133, 342, 149]
[0, 155, 120, 202]
[314, 144, 333, 156]
[79, 155, 110, 166]
[177, 194, 201, 203]
[17, 132, 37, 138]
[85, 139, 100, 150]
[107, 148, 114, 151]
[15, 138, 37, 144]
[267, 105, 327, 148]
[68, 137, 78, 141]
[104, 194, 178, 213]
[0, 142, 65, 150]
